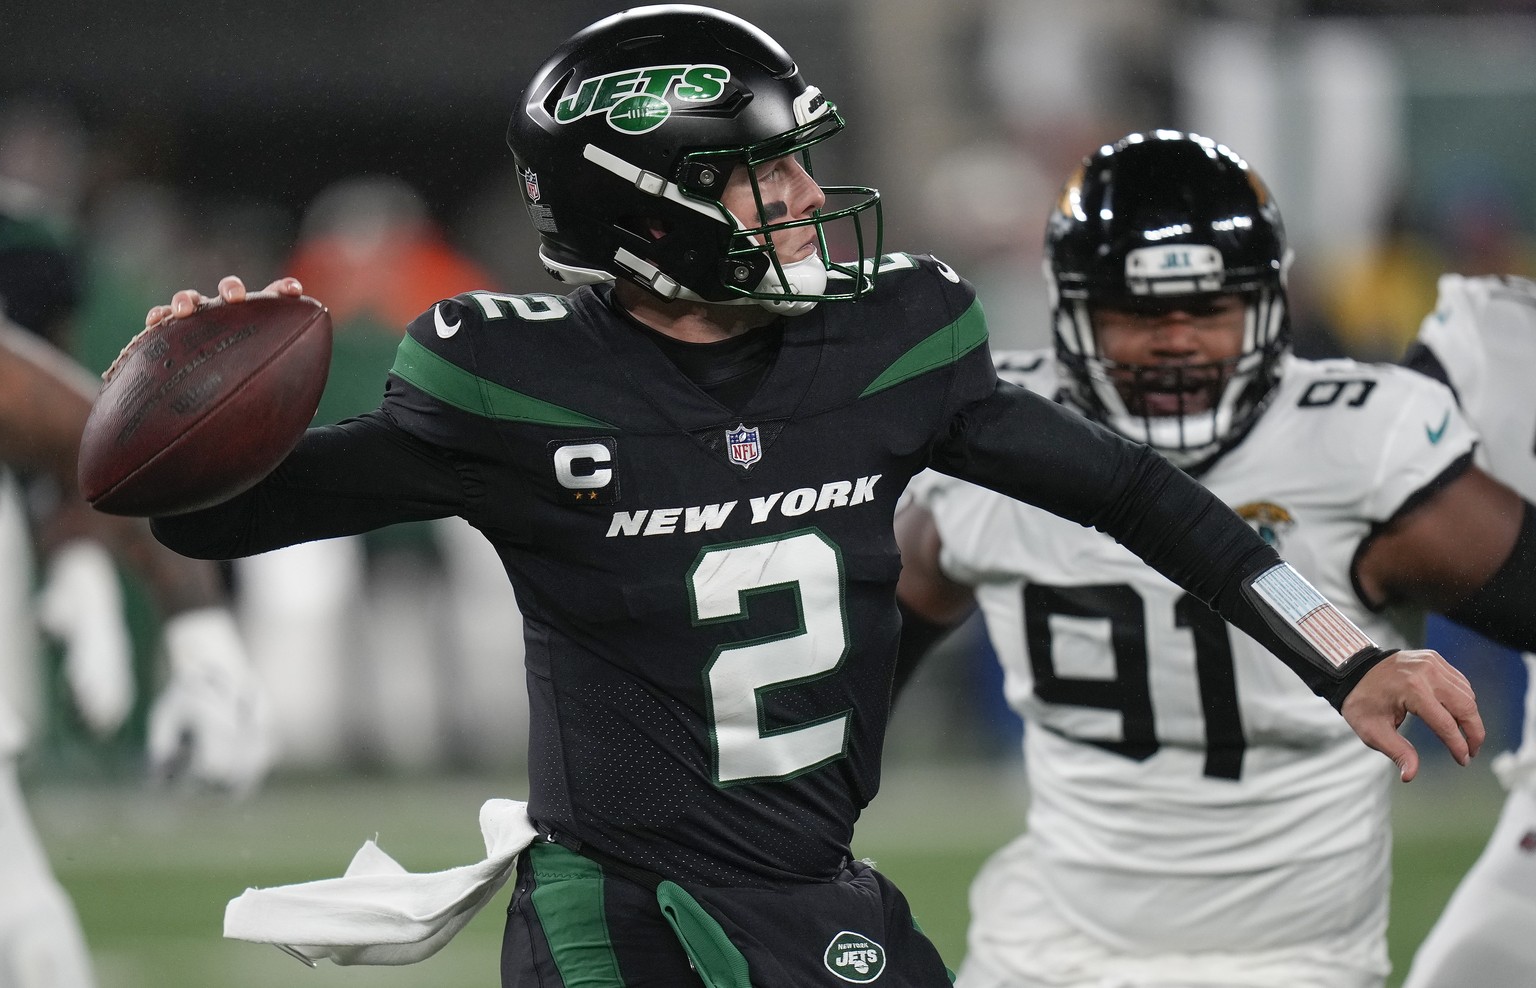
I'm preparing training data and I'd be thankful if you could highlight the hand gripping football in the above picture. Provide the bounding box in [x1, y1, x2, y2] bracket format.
[79, 293, 332, 516]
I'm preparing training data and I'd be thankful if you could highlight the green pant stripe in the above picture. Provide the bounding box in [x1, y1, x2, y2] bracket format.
[529, 842, 626, 988]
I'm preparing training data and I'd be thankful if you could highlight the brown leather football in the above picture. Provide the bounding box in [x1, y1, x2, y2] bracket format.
[79, 293, 332, 516]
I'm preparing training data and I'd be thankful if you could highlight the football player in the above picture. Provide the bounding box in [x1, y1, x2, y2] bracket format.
[894, 131, 1536, 988]
[140, 10, 1479, 987]
[0, 315, 271, 988]
[1399, 274, 1536, 988]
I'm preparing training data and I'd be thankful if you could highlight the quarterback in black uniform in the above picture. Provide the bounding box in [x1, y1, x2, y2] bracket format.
[142, 6, 1482, 988]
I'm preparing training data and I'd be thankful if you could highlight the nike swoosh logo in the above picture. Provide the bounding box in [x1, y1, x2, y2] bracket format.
[1426, 411, 1450, 444]
[433, 303, 461, 339]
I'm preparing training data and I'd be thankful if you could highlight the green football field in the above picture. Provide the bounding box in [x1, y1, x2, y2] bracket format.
[29, 758, 1503, 988]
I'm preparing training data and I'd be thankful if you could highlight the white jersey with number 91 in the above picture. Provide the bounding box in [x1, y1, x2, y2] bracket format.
[908, 347, 1476, 969]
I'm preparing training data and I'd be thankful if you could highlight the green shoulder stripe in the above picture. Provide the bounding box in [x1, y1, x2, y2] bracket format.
[859, 299, 988, 397]
[390, 335, 615, 428]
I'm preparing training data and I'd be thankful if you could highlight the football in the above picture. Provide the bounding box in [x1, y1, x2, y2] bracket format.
[78, 293, 333, 516]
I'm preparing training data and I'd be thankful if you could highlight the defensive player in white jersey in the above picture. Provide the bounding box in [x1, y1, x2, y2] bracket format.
[1399, 274, 1536, 988]
[895, 133, 1536, 988]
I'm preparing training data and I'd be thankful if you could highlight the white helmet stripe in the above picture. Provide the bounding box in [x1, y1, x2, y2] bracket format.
[582, 144, 730, 224]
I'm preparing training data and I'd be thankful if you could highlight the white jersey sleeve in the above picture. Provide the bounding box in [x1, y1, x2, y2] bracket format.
[1416, 273, 1536, 773]
[1418, 274, 1536, 498]
[914, 348, 1475, 957]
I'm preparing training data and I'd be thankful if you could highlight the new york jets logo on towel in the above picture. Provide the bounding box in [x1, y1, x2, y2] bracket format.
[824, 931, 885, 983]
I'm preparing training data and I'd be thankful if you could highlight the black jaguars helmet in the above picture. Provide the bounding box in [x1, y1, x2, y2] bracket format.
[507, 4, 883, 316]
[1046, 130, 1293, 470]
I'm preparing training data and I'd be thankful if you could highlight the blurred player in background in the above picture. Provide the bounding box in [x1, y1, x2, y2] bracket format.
[138, 9, 1480, 986]
[896, 132, 1536, 988]
[0, 315, 271, 988]
[0, 160, 271, 986]
[1400, 274, 1536, 988]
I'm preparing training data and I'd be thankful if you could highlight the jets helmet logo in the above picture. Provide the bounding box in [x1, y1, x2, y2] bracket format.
[553, 64, 731, 135]
[824, 931, 885, 983]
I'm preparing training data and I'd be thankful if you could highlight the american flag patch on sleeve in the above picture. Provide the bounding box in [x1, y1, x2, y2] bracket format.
[1248, 563, 1374, 669]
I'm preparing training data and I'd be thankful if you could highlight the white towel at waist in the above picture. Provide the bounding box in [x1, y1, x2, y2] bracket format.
[224, 797, 537, 966]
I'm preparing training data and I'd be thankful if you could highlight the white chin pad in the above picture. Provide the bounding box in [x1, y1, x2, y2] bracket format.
[756, 255, 828, 316]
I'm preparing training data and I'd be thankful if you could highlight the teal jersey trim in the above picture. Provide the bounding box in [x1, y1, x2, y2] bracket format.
[859, 299, 988, 397]
[528, 842, 627, 987]
[390, 334, 616, 428]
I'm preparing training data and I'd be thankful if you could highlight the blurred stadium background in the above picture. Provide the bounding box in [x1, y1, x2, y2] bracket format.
[2, 1, 1533, 985]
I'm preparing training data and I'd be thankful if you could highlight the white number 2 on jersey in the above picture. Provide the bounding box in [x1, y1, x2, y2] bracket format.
[689, 530, 851, 785]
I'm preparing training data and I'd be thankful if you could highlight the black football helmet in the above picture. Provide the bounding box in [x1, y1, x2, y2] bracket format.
[1046, 131, 1292, 470]
[507, 5, 882, 315]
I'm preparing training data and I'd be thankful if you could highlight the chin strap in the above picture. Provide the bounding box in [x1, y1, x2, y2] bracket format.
[605, 247, 826, 316]
[754, 255, 826, 316]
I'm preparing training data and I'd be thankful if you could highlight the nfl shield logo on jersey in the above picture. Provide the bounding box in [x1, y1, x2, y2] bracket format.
[727, 424, 762, 468]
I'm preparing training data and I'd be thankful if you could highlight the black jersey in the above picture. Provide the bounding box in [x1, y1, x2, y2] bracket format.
[386, 252, 990, 886]
[154, 253, 1310, 886]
